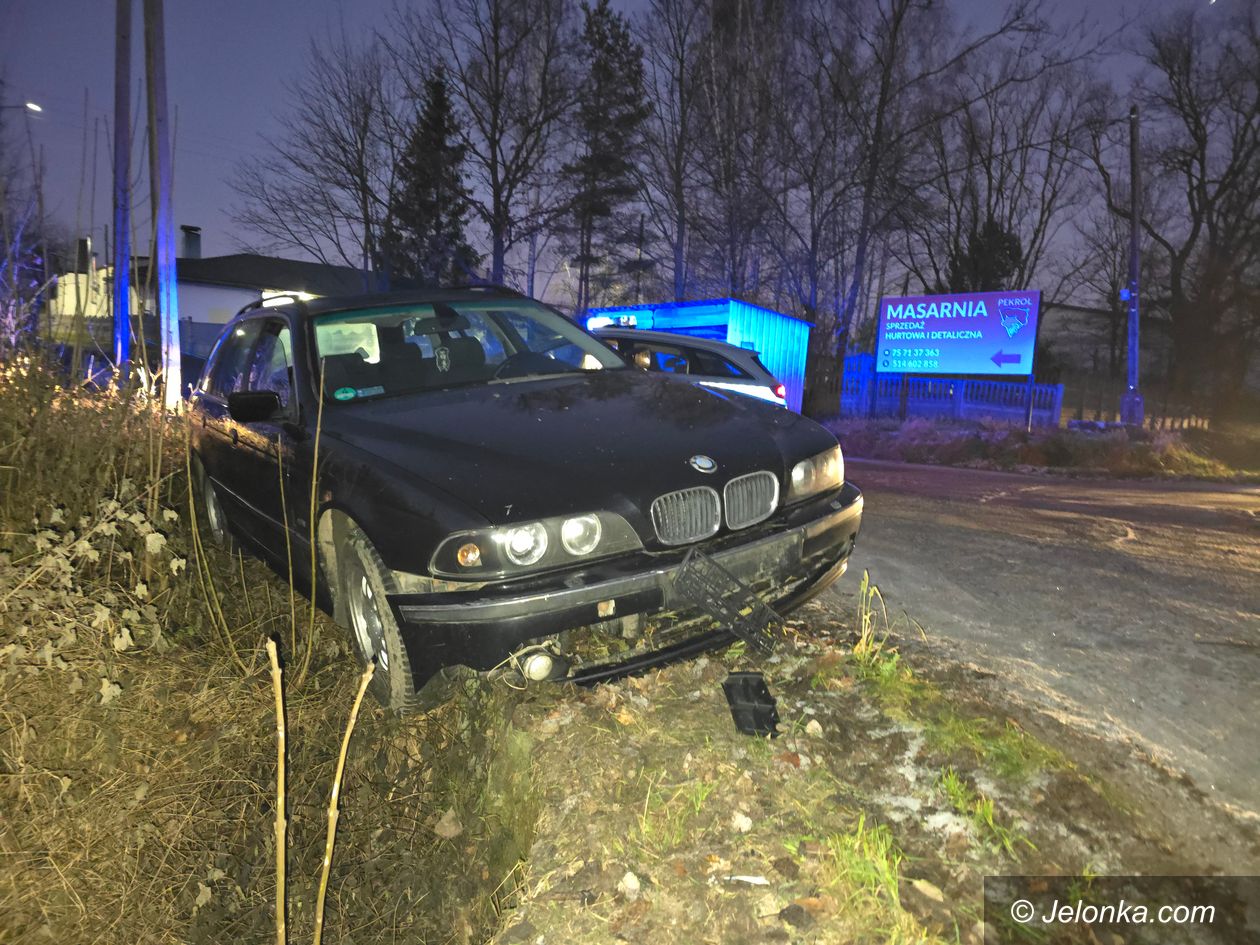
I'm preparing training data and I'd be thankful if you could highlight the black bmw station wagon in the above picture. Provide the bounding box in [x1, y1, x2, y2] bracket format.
[189, 287, 863, 710]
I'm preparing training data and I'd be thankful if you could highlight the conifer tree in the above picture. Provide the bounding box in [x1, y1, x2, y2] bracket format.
[381, 69, 479, 286]
[565, 0, 650, 312]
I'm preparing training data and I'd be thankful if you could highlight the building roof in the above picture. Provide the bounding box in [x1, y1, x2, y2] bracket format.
[167, 254, 372, 295]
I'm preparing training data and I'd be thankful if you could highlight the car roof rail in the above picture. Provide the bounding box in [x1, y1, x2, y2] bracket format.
[234, 293, 310, 316]
[450, 282, 526, 298]
[233, 297, 268, 317]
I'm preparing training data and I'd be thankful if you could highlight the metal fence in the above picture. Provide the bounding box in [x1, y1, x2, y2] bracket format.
[840, 353, 1065, 427]
[1061, 372, 1211, 430]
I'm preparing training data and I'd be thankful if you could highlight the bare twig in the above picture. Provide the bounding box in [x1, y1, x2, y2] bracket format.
[297, 356, 327, 688]
[312, 658, 375, 945]
[265, 639, 287, 945]
[183, 428, 247, 674]
[276, 438, 298, 658]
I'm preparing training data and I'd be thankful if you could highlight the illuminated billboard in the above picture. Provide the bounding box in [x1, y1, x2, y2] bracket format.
[874, 290, 1040, 376]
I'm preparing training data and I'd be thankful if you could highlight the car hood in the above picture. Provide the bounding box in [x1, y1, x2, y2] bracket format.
[321, 369, 835, 528]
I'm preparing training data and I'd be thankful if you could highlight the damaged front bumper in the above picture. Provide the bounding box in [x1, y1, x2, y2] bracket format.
[389, 481, 864, 686]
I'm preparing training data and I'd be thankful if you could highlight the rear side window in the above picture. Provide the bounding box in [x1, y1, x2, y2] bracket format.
[640, 344, 689, 373]
[318, 322, 380, 363]
[685, 348, 751, 378]
[205, 321, 263, 398]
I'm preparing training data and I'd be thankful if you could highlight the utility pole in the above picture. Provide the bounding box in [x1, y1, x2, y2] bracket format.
[1119, 104, 1144, 426]
[143, 0, 181, 408]
[112, 0, 131, 372]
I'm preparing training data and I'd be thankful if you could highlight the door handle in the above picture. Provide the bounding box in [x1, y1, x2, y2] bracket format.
[231, 428, 239, 445]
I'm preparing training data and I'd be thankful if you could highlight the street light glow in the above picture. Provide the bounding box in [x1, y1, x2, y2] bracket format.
[24, 102, 42, 113]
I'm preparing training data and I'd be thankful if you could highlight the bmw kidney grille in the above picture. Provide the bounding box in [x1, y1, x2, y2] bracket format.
[651, 470, 779, 545]
[650, 486, 721, 545]
[723, 471, 779, 530]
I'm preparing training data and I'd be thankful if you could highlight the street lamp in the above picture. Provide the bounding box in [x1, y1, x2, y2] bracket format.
[0, 102, 43, 113]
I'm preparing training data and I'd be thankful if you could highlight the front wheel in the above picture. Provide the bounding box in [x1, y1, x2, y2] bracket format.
[339, 524, 417, 711]
[192, 455, 241, 555]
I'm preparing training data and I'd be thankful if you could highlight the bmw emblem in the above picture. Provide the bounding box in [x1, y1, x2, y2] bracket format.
[688, 454, 718, 474]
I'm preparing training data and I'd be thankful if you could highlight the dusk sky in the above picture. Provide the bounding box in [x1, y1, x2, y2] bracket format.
[1, 0, 1183, 263]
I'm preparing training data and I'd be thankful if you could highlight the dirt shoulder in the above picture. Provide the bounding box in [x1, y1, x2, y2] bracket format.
[487, 599, 1260, 945]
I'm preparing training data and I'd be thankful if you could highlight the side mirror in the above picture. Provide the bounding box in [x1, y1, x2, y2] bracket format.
[227, 390, 282, 424]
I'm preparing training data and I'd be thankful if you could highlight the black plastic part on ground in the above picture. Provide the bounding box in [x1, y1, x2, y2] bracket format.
[722, 671, 781, 737]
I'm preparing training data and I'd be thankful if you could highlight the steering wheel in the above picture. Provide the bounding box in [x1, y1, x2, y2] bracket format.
[493, 350, 574, 380]
[494, 351, 544, 379]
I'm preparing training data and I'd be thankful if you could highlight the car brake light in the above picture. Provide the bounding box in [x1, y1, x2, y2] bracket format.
[773, 383, 786, 400]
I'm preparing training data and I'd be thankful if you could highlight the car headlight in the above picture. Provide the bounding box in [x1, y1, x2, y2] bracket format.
[787, 444, 844, 502]
[431, 511, 640, 579]
[560, 514, 602, 555]
[500, 522, 548, 566]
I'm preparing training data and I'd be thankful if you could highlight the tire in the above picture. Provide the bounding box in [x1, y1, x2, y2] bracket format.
[193, 455, 242, 555]
[338, 522, 423, 712]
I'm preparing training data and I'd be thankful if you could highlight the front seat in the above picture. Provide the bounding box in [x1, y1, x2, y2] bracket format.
[377, 324, 429, 392]
[435, 336, 487, 385]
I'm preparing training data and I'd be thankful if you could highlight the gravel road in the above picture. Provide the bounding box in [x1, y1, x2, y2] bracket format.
[831, 459, 1260, 817]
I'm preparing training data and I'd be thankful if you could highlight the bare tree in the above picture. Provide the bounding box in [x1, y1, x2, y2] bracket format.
[758, 0, 860, 335]
[689, 0, 780, 298]
[1088, 6, 1260, 413]
[894, 59, 1101, 305]
[391, 0, 577, 286]
[0, 83, 54, 354]
[1076, 204, 1131, 379]
[790, 0, 1091, 415]
[231, 30, 402, 285]
[636, 0, 705, 301]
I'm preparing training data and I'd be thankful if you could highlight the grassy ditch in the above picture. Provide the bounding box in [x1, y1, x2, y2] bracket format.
[0, 357, 536, 943]
[826, 417, 1254, 480]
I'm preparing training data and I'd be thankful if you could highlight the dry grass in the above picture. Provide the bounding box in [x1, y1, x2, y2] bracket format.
[828, 417, 1244, 479]
[0, 353, 538, 944]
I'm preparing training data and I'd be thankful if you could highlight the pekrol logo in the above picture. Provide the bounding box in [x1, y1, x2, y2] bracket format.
[996, 296, 1035, 338]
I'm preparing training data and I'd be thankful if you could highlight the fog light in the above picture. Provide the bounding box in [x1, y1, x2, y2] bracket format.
[456, 542, 481, 567]
[521, 651, 555, 681]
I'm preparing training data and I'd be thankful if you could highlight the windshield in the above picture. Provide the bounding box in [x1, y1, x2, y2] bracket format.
[311, 299, 623, 402]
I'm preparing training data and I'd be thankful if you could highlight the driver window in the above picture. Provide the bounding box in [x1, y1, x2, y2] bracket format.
[245, 324, 293, 409]
[206, 320, 263, 398]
